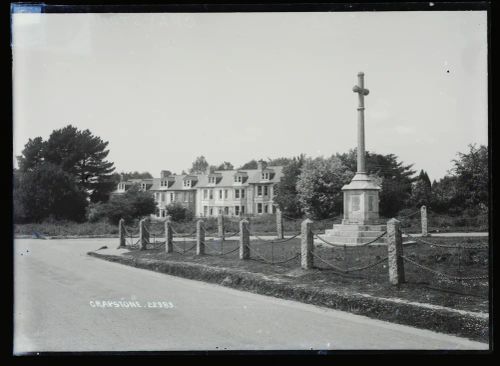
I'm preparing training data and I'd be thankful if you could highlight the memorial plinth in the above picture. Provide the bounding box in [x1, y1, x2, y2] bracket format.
[322, 72, 386, 245]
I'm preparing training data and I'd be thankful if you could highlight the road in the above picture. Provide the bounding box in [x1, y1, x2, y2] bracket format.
[14, 238, 488, 353]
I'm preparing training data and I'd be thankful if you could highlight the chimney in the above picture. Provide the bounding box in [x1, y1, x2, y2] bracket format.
[257, 160, 267, 171]
[205, 166, 211, 175]
[160, 170, 170, 179]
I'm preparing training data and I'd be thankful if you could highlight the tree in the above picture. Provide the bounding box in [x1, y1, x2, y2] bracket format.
[189, 156, 209, 174]
[17, 137, 45, 172]
[410, 170, 432, 207]
[87, 184, 156, 224]
[14, 162, 88, 223]
[337, 149, 416, 216]
[451, 144, 488, 209]
[266, 157, 294, 166]
[238, 159, 258, 170]
[296, 156, 354, 219]
[215, 162, 234, 171]
[17, 125, 116, 202]
[274, 154, 306, 218]
[429, 176, 462, 214]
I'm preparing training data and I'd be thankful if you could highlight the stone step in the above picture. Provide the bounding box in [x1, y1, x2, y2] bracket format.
[319, 235, 387, 245]
[324, 229, 387, 237]
[332, 224, 386, 231]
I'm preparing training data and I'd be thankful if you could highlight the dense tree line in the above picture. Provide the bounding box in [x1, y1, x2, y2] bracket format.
[274, 144, 488, 219]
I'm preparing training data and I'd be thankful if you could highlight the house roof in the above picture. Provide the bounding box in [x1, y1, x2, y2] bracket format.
[127, 166, 284, 191]
[149, 175, 199, 191]
[196, 166, 283, 187]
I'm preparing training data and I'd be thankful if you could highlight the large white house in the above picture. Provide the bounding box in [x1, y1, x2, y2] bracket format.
[113, 161, 284, 218]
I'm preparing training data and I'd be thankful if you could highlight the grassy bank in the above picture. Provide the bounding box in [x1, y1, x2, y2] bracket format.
[124, 236, 488, 313]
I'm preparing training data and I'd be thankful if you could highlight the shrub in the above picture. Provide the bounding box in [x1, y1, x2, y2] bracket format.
[88, 184, 156, 225]
[165, 202, 194, 222]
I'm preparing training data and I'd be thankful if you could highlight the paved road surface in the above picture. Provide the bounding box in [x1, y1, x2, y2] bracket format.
[14, 238, 488, 353]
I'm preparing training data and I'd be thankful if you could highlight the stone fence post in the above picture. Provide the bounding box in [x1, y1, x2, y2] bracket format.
[239, 219, 250, 260]
[276, 208, 284, 239]
[165, 215, 173, 253]
[196, 220, 205, 255]
[139, 219, 149, 251]
[218, 214, 225, 240]
[387, 218, 405, 285]
[421, 205, 429, 237]
[301, 219, 313, 269]
[118, 218, 126, 248]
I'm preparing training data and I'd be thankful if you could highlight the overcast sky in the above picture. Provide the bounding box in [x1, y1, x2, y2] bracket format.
[12, 11, 487, 181]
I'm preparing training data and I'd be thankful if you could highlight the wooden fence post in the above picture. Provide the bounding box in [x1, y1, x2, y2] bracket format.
[196, 219, 205, 255]
[165, 215, 173, 253]
[239, 219, 250, 260]
[421, 205, 429, 237]
[387, 218, 405, 285]
[276, 208, 284, 239]
[301, 219, 314, 269]
[118, 218, 126, 248]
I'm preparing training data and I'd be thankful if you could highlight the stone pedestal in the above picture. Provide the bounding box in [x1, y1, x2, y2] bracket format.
[322, 173, 386, 245]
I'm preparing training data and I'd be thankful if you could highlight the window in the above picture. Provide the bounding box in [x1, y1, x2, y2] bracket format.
[183, 180, 191, 188]
[203, 189, 208, 199]
[262, 172, 269, 180]
[219, 190, 223, 199]
[224, 189, 228, 199]
[235, 189, 240, 199]
[224, 207, 229, 215]
[218, 208, 223, 215]
[241, 189, 245, 198]
[209, 189, 213, 199]
[264, 186, 268, 196]
[241, 206, 245, 214]
[272, 205, 276, 214]
[161, 210, 166, 218]
[264, 204, 268, 213]
[209, 176, 216, 184]
[209, 208, 213, 216]
[234, 175, 242, 183]
[257, 203, 262, 213]
[257, 186, 262, 196]
[203, 206, 208, 216]
[235, 206, 240, 216]
[170, 193, 174, 202]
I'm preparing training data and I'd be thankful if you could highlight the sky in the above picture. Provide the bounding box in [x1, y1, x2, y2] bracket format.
[12, 11, 488, 182]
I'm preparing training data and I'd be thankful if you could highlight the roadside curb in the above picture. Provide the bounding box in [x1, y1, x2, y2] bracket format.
[87, 251, 488, 343]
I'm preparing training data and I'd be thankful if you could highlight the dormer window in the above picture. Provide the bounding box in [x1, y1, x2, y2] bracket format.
[234, 175, 242, 183]
[160, 180, 167, 187]
[183, 180, 192, 188]
[141, 183, 147, 190]
[209, 176, 216, 184]
[262, 172, 270, 180]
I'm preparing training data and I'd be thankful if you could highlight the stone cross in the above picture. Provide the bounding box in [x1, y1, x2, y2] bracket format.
[352, 72, 370, 174]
